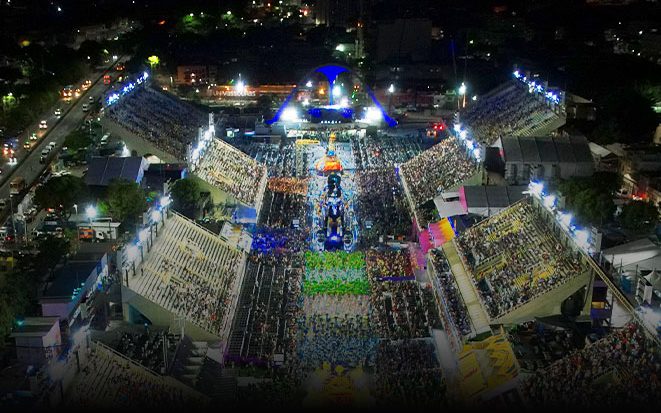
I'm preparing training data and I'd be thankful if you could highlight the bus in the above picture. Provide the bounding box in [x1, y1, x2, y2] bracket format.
[103, 74, 112, 85]
[9, 176, 25, 195]
[62, 85, 73, 99]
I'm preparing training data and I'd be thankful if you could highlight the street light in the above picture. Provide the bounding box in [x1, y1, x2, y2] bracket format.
[85, 206, 97, 223]
[458, 82, 467, 109]
[388, 84, 395, 94]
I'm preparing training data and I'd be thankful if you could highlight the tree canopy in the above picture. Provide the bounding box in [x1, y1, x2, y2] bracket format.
[170, 178, 202, 219]
[558, 172, 621, 226]
[34, 175, 87, 217]
[620, 200, 659, 232]
[106, 179, 147, 225]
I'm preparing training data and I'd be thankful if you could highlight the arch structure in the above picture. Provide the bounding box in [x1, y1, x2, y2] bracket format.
[266, 63, 397, 127]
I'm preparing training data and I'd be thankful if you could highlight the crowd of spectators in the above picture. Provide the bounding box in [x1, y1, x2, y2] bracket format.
[267, 177, 309, 196]
[194, 137, 267, 206]
[366, 249, 414, 281]
[107, 86, 207, 157]
[400, 137, 477, 207]
[374, 339, 446, 408]
[429, 249, 471, 336]
[111, 330, 170, 373]
[226, 254, 302, 363]
[356, 170, 412, 247]
[456, 201, 588, 318]
[461, 81, 562, 145]
[352, 135, 427, 170]
[508, 321, 581, 371]
[66, 343, 204, 408]
[230, 141, 297, 177]
[521, 322, 661, 407]
[369, 274, 441, 339]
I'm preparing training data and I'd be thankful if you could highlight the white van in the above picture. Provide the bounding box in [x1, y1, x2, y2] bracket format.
[100, 133, 110, 145]
[82, 103, 89, 112]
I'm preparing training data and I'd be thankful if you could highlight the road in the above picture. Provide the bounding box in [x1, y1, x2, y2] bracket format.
[0, 61, 123, 201]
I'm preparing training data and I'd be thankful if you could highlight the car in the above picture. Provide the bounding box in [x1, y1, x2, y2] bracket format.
[41, 148, 50, 156]
[82, 103, 89, 112]
[39, 155, 46, 164]
[39, 120, 47, 129]
[82, 80, 92, 89]
[0, 198, 7, 208]
[88, 96, 95, 103]
[47, 141, 56, 150]
[30, 132, 38, 141]
[54, 108, 62, 117]
[23, 140, 31, 149]
[74, 88, 81, 97]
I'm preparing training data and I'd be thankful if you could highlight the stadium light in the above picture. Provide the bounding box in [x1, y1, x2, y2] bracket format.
[363, 107, 383, 124]
[543, 194, 556, 209]
[472, 148, 481, 160]
[459, 130, 467, 140]
[139, 228, 149, 243]
[306, 80, 312, 88]
[235, 78, 246, 94]
[332, 85, 342, 98]
[85, 205, 97, 220]
[559, 212, 572, 229]
[281, 107, 300, 122]
[453, 124, 461, 133]
[574, 229, 590, 250]
[151, 210, 161, 222]
[458, 82, 467, 96]
[160, 195, 172, 208]
[528, 181, 544, 198]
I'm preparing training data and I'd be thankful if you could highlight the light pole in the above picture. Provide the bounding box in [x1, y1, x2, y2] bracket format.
[387, 83, 395, 115]
[458, 82, 467, 109]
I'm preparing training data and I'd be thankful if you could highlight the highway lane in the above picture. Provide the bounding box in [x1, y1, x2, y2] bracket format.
[0, 62, 124, 202]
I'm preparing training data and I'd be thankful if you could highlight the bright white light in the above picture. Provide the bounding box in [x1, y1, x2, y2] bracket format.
[528, 181, 544, 197]
[472, 95, 477, 101]
[543, 194, 556, 209]
[559, 212, 572, 229]
[363, 107, 382, 124]
[160, 196, 171, 208]
[139, 228, 149, 243]
[332, 85, 342, 98]
[227, 10, 232, 15]
[339, 96, 349, 107]
[151, 210, 161, 222]
[335, 44, 346, 52]
[121, 145, 130, 157]
[190, 13, 194, 17]
[459, 130, 467, 140]
[513, 70, 520, 78]
[458, 82, 467, 95]
[281, 107, 300, 122]
[575, 229, 590, 249]
[466, 140, 475, 150]
[472, 148, 481, 159]
[57, 6, 62, 12]
[127, 245, 139, 261]
[85, 206, 97, 220]
[453, 124, 461, 133]
[388, 84, 395, 94]
[235, 79, 246, 94]
[302, 99, 310, 106]
[306, 80, 312, 88]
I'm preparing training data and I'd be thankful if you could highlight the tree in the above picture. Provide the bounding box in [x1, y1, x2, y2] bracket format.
[171, 178, 201, 218]
[590, 89, 658, 145]
[34, 176, 87, 218]
[620, 200, 659, 232]
[106, 179, 146, 225]
[558, 172, 620, 226]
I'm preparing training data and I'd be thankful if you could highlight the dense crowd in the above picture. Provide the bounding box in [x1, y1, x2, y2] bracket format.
[461, 81, 562, 145]
[231, 141, 297, 177]
[356, 170, 412, 246]
[112, 331, 170, 373]
[303, 251, 369, 295]
[508, 321, 581, 370]
[521, 322, 661, 407]
[226, 254, 302, 363]
[107, 86, 207, 156]
[374, 339, 446, 408]
[400, 137, 477, 206]
[456, 201, 588, 318]
[66, 344, 204, 408]
[429, 249, 471, 337]
[366, 249, 414, 281]
[295, 314, 377, 368]
[352, 135, 427, 170]
[369, 276, 440, 339]
[194, 138, 267, 205]
[267, 177, 309, 196]
[132, 213, 244, 337]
